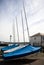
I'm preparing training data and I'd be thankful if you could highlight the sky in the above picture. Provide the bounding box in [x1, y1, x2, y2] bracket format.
[0, 0, 44, 42]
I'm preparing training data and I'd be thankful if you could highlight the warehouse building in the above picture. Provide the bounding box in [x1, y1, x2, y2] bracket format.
[30, 33, 44, 47]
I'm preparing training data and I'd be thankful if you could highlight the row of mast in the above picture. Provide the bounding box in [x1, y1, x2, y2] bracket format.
[13, 1, 30, 43]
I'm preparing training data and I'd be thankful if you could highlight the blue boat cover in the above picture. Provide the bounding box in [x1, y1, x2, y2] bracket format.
[1, 44, 19, 51]
[2, 45, 41, 59]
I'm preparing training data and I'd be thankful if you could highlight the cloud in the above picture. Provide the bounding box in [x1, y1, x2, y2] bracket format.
[0, 0, 44, 42]
[31, 19, 44, 26]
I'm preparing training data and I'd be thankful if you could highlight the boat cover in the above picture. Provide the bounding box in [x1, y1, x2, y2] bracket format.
[2, 45, 41, 59]
[4, 44, 28, 53]
[1, 44, 19, 51]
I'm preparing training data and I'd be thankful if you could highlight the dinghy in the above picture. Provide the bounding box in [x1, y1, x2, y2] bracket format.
[2, 45, 41, 59]
[3, 44, 28, 53]
[1, 44, 19, 51]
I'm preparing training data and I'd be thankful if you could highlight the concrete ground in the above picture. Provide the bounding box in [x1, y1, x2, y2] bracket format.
[0, 52, 44, 65]
[0, 58, 44, 65]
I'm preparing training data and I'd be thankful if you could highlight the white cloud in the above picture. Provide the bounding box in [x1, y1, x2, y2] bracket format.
[0, 0, 44, 42]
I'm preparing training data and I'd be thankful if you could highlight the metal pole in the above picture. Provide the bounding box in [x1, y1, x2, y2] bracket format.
[10, 35, 12, 42]
[16, 17, 19, 42]
[23, 1, 30, 42]
[21, 11, 25, 42]
[13, 21, 15, 42]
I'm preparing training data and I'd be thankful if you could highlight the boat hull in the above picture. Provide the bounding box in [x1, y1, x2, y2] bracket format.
[2, 45, 41, 60]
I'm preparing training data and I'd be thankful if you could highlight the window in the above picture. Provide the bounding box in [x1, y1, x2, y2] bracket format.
[42, 36, 44, 40]
[34, 37, 36, 40]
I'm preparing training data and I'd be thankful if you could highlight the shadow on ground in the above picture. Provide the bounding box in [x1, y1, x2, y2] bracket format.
[0, 59, 37, 65]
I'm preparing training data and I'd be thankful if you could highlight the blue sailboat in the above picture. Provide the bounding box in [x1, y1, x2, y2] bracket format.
[2, 44, 41, 59]
[1, 44, 19, 51]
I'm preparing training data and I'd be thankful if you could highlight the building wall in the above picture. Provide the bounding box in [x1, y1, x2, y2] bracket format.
[30, 35, 41, 46]
[41, 36, 44, 46]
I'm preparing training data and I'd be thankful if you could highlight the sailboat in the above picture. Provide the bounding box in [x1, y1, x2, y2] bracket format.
[2, 1, 41, 60]
[2, 44, 41, 59]
[1, 43, 19, 52]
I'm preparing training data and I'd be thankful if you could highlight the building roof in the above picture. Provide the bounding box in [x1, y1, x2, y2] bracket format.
[31, 33, 44, 37]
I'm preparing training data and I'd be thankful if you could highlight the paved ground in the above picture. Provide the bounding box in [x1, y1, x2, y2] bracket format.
[0, 58, 44, 65]
[31, 59, 44, 65]
[0, 52, 44, 65]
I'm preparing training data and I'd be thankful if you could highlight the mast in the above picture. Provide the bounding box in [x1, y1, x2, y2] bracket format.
[10, 35, 12, 42]
[16, 17, 19, 42]
[23, 1, 30, 42]
[13, 21, 15, 42]
[21, 11, 25, 42]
